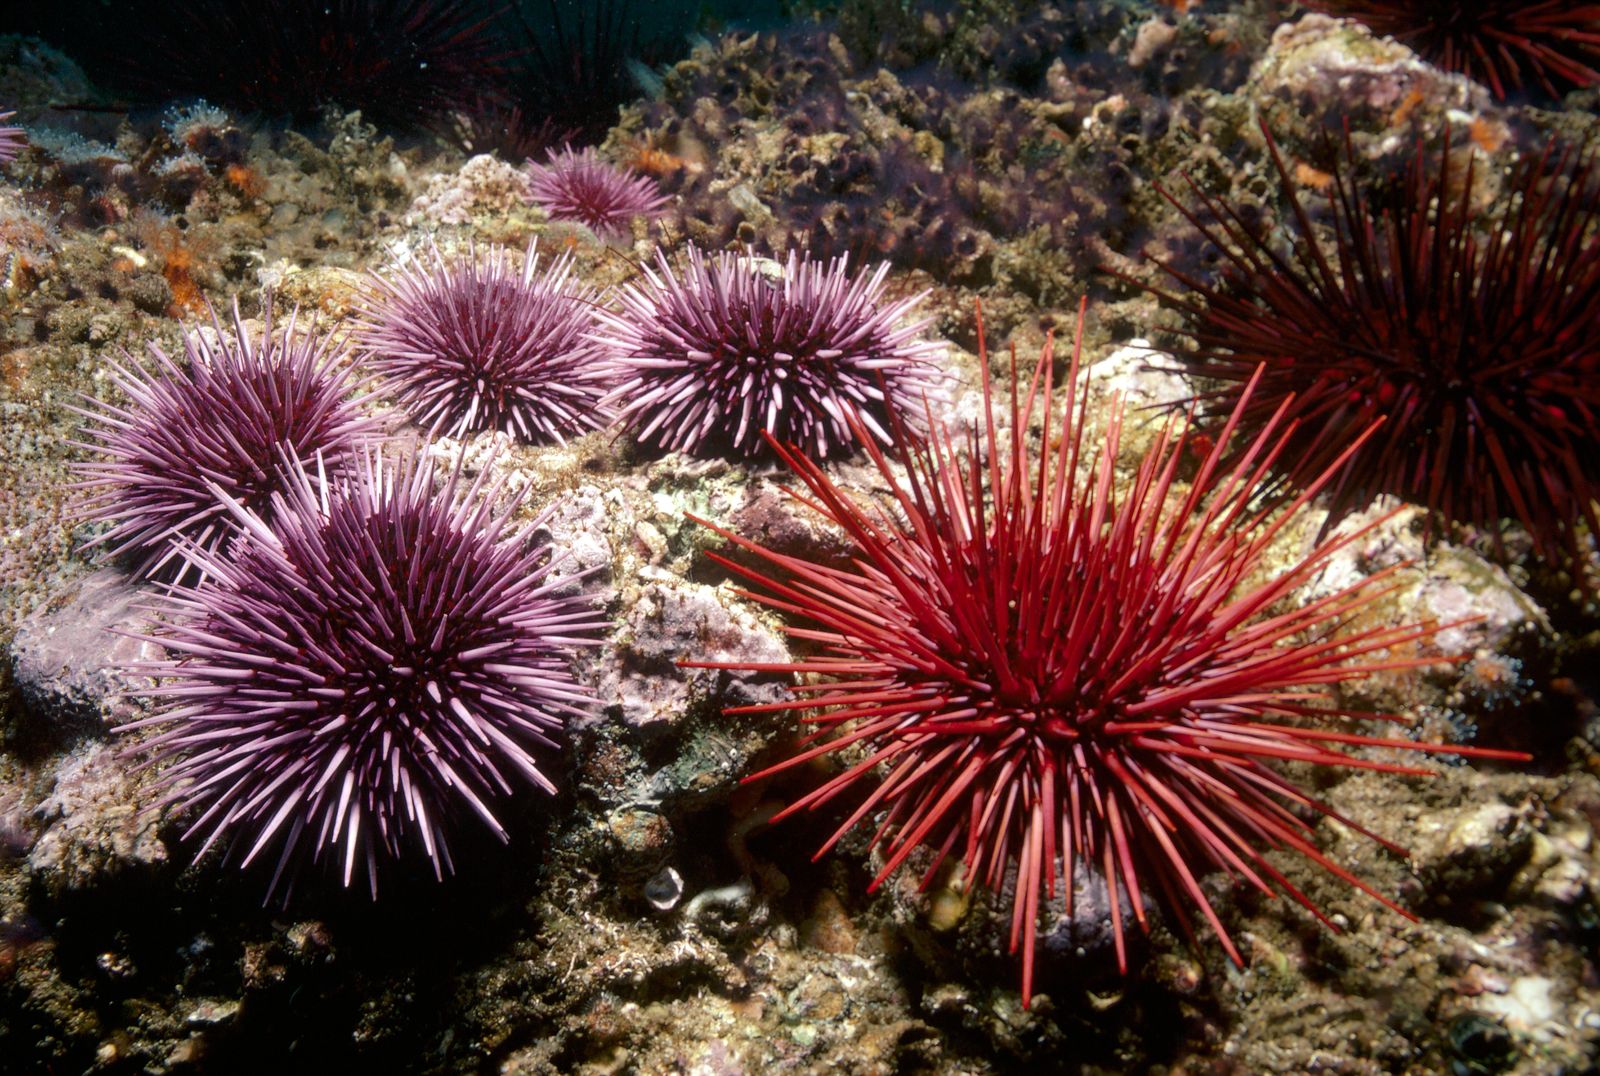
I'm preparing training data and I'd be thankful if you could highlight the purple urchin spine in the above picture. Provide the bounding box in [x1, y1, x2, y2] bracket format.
[523, 144, 670, 239]
[352, 241, 614, 443]
[0, 108, 24, 164]
[120, 448, 606, 899]
[592, 246, 944, 460]
[70, 302, 383, 581]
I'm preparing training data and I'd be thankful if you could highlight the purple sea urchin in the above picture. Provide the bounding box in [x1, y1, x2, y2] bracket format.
[524, 145, 669, 239]
[0, 108, 24, 164]
[71, 304, 382, 581]
[122, 449, 605, 898]
[594, 247, 943, 460]
[352, 242, 612, 443]
[1143, 127, 1600, 577]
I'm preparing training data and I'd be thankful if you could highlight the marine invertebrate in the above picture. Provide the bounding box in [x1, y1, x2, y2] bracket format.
[685, 309, 1523, 1005]
[352, 242, 612, 443]
[1305, 1, 1600, 98]
[71, 303, 382, 580]
[1143, 126, 1600, 576]
[0, 108, 24, 164]
[510, 0, 679, 145]
[115, 0, 507, 127]
[523, 145, 670, 239]
[122, 449, 604, 897]
[593, 246, 942, 460]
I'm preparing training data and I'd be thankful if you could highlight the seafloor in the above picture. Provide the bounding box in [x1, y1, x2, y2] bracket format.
[1, 2, 1598, 1073]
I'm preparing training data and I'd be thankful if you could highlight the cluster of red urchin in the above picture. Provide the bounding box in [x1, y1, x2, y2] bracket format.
[686, 309, 1525, 1004]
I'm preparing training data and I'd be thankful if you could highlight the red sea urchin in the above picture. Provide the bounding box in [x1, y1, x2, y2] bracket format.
[684, 309, 1524, 1005]
[121, 449, 605, 898]
[523, 145, 670, 239]
[352, 242, 612, 443]
[1306, 1, 1600, 99]
[1143, 127, 1600, 578]
[594, 246, 943, 460]
[71, 303, 383, 581]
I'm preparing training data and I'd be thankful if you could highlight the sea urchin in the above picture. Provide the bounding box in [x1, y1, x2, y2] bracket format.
[0, 107, 24, 164]
[352, 242, 613, 443]
[121, 448, 605, 898]
[594, 246, 943, 460]
[1306, 1, 1600, 99]
[523, 145, 670, 239]
[1142, 125, 1600, 577]
[684, 307, 1523, 1005]
[71, 303, 382, 581]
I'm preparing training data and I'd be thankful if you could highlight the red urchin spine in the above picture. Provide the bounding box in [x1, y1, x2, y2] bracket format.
[1307, 1, 1600, 99]
[1136, 123, 1600, 580]
[683, 303, 1525, 1006]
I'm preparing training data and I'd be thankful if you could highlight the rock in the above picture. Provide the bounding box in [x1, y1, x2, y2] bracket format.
[8, 568, 161, 744]
[26, 740, 167, 894]
[593, 568, 788, 732]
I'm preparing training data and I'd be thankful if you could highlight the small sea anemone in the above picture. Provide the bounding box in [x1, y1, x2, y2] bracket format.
[593, 246, 943, 460]
[71, 303, 383, 580]
[121, 449, 605, 898]
[523, 145, 669, 239]
[1306, 1, 1600, 99]
[0, 108, 24, 164]
[1141, 125, 1600, 579]
[352, 242, 613, 444]
[685, 307, 1524, 1006]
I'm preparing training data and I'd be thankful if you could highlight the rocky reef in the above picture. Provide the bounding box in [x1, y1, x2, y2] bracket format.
[0, 2, 1597, 1074]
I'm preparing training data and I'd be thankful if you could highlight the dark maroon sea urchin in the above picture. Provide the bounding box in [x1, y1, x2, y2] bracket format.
[685, 310, 1525, 1006]
[523, 145, 670, 239]
[71, 304, 383, 581]
[1143, 127, 1600, 578]
[352, 242, 612, 443]
[1306, 1, 1600, 99]
[122, 448, 605, 898]
[594, 246, 943, 460]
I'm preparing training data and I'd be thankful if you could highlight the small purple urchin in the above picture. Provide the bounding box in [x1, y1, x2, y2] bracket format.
[71, 303, 383, 581]
[353, 242, 613, 443]
[523, 145, 670, 239]
[0, 108, 24, 164]
[593, 247, 944, 459]
[121, 448, 606, 898]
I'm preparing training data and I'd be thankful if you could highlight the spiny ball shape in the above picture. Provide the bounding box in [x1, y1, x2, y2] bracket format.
[118, 0, 508, 128]
[0, 108, 24, 164]
[1306, 1, 1600, 99]
[72, 304, 382, 581]
[594, 246, 944, 460]
[523, 145, 669, 239]
[1146, 126, 1600, 577]
[121, 449, 606, 899]
[352, 242, 612, 443]
[685, 311, 1522, 1006]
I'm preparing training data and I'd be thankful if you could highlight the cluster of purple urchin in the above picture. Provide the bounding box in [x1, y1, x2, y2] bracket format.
[79, 238, 943, 900]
